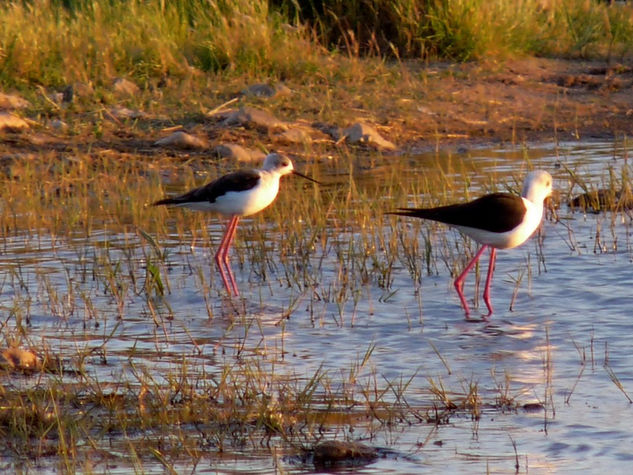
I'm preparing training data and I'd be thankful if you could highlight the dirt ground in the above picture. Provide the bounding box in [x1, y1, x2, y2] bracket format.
[381, 57, 633, 151]
[2, 58, 633, 158]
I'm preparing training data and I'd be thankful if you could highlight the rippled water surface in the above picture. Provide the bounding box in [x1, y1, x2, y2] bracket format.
[4, 141, 633, 473]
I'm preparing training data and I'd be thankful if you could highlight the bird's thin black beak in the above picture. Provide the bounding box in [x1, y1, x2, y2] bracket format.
[292, 170, 322, 185]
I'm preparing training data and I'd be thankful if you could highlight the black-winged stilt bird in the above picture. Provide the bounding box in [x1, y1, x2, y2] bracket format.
[388, 170, 553, 318]
[153, 152, 320, 296]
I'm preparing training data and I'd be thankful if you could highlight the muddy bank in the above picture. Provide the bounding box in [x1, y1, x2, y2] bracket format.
[396, 57, 633, 149]
[1, 58, 632, 160]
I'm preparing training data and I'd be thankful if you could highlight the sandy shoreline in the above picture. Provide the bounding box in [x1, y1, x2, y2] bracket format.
[2, 58, 632, 160]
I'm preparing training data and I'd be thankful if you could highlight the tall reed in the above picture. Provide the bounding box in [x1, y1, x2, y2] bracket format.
[1, 0, 632, 90]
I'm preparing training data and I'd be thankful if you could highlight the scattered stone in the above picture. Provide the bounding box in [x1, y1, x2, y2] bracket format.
[311, 440, 378, 468]
[2, 347, 41, 371]
[113, 77, 140, 96]
[212, 143, 266, 162]
[274, 126, 313, 144]
[0, 92, 30, 110]
[417, 105, 436, 116]
[242, 82, 291, 98]
[222, 106, 288, 132]
[27, 134, 59, 146]
[72, 82, 95, 98]
[155, 131, 208, 149]
[312, 122, 343, 141]
[49, 119, 69, 132]
[0, 112, 29, 132]
[342, 122, 397, 150]
[272, 122, 333, 145]
[107, 106, 147, 121]
[49, 92, 66, 104]
[568, 188, 633, 213]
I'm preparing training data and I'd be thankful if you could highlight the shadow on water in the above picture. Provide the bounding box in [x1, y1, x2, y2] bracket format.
[2, 141, 633, 472]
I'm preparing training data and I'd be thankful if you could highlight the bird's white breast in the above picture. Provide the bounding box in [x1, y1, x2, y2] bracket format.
[456, 197, 544, 249]
[214, 172, 280, 217]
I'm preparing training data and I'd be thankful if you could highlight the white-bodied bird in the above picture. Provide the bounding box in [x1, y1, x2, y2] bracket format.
[388, 170, 553, 318]
[153, 152, 320, 296]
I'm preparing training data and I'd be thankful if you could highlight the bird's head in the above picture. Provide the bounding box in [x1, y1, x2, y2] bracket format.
[522, 170, 553, 204]
[263, 152, 321, 184]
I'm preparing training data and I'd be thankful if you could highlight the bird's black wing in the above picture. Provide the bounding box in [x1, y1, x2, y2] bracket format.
[153, 169, 261, 206]
[388, 193, 526, 233]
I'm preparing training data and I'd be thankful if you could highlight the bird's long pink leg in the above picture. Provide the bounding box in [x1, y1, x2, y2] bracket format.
[215, 216, 240, 295]
[453, 245, 488, 318]
[482, 247, 496, 317]
[222, 216, 240, 296]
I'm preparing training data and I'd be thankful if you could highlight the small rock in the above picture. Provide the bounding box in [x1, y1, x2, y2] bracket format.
[223, 106, 287, 132]
[107, 106, 147, 120]
[0, 92, 30, 110]
[312, 122, 343, 141]
[311, 440, 378, 467]
[2, 347, 41, 371]
[275, 127, 313, 144]
[568, 188, 633, 213]
[212, 144, 266, 162]
[0, 112, 29, 132]
[49, 92, 65, 104]
[72, 82, 95, 98]
[242, 83, 291, 98]
[276, 122, 331, 144]
[155, 131, 208, 149]
[113, 77, 140, 96]
[417, 105, 436, 116]
[27, 134, 56, 146]
[343, 122, 397, 150]
[49, 119, 69, 132]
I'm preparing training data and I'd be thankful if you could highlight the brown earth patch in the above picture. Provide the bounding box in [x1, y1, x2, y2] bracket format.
[386, 57, 633, 150]
[1, 58, 632, 161]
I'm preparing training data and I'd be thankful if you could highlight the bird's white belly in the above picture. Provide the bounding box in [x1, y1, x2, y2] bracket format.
[213, 184, 279, 216]
[456, 225, 530, 249]
[455, 201, 544, 249]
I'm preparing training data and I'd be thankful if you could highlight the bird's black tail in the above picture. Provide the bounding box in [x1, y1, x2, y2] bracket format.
[152, 197, 181, 206]
[386, 208, 433, 219]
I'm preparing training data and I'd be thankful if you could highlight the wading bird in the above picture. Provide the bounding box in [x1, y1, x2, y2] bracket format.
[388, 170, 553, 318]
[153, 153, 320, 296]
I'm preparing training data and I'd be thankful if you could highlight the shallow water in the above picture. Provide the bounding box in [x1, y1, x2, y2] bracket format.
[4, 141, 633, 473]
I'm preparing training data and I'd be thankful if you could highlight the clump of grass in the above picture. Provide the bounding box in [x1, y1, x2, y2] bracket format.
[0, 0, 323, 90]
[273, 0, 633, 60]
[0, 337, 532, 471]
[2, 0, 633, 92]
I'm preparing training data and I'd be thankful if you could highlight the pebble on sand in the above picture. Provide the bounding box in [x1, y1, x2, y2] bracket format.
[154, 131, 208, 149]
[343, 122, 397, 150]
[0, 112, 30, 132]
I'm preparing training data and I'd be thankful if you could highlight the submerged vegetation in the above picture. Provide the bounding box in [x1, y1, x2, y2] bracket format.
[0, 150, 498, 470]
[1, 0, 633, 472]
[0, 142, 632, 470]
